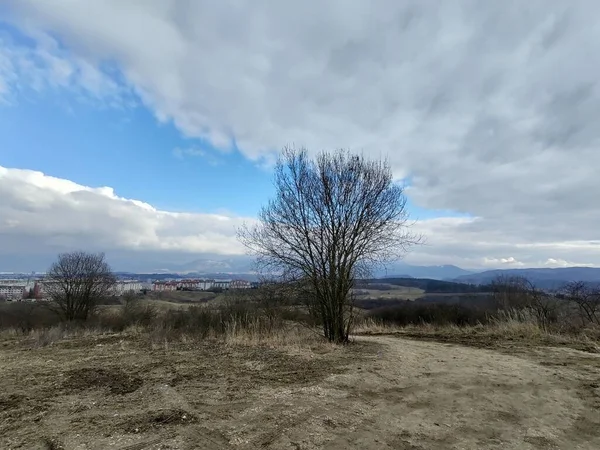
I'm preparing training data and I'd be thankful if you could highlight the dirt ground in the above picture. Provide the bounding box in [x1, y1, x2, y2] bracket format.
[1, 332, 599, 449]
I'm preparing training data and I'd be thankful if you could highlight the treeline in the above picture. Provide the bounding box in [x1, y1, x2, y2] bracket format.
[356, 278, 491, 293]
[366, 275, 600, 329]
[0, 283, 315, 338]
[354, 293, 493, 311]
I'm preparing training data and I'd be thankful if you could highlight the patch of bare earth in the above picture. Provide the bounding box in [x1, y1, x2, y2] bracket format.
[1, 332, 599, 449]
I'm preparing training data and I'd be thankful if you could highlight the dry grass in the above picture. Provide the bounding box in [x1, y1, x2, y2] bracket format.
[1, 319, 330, 354]
[223, 321, 333, 354]
[0, 323, 362, 449]
[352, 285, 425, 300]
[352, 317, 399, 335]
[3, 324, 600, 448]
[3, 301, 600, 448]
[0, 325, 117, 348]
[353, 314, 600, 353]
[146, 290, 220, 303]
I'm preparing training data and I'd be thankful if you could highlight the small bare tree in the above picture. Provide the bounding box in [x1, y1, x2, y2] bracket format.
[561, 281, 600, 326]
[491, 275, 561, 326]
[45, 251, 116, 321]
[238, 147, 420, 343]
[491, 275, 532, 310]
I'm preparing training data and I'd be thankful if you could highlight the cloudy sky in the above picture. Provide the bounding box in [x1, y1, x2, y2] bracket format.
[1, 1, 599, 272]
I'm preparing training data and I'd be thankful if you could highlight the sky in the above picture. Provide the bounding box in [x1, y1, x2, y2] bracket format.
[0, 0, 599, 273]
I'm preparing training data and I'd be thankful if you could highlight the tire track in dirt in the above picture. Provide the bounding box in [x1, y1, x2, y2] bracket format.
[321, 336, 597, 449]
[239, 336, 598, 449]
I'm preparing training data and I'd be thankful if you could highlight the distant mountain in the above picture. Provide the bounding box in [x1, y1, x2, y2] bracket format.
[119, 260, 474, 282]
[454, 267, 600, 289]
[142, 260, 475, 281]
[377, 263, 475, 280]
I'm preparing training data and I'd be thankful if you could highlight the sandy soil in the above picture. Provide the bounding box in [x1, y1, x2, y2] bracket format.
[1, 333, 599, 449]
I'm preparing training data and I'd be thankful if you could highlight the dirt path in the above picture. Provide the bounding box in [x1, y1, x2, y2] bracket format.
[230, 336, 600, 449]
[1, 334, 599, 449]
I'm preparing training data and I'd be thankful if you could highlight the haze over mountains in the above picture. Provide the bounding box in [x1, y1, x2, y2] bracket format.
[454, 267, 600, 289]
[380, 263, 474, 280]
[152, 259, 475, 280]
[116, 258, 600, 289]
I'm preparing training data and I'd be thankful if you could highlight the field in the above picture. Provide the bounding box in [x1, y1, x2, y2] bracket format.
[353, 283, 425, 301]
[2, 324, 600, 449]
[144, 291, 220, 304]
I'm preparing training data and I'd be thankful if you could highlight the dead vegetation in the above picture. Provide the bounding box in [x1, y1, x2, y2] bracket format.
[238, 148, 420, 343]
[354, 314, 600, 354]
[2, 275, 600, 448]
[0, 322, 360, 449]
[63, 367, 144, 395]
[356, 275, 600, 356]
[2, 322, 600, 449]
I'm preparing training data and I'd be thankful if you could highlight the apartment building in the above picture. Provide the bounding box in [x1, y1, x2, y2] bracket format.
[230, 280, 251, 289]
[150, 279, 251, 292]
[0, 284, 27, 300]
[212, 280, 231, 290]
[152, 281, 178, 292]
[111, 281, 143, 296]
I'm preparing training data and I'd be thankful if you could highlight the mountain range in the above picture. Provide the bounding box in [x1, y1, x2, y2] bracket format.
[376, 263, 475, 280]
[454, 267, 600, 289]
[136, 258, 600, 288]
[148, 260, 475, 280]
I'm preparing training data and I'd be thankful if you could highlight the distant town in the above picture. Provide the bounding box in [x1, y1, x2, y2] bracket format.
[0, 272, 255, 301]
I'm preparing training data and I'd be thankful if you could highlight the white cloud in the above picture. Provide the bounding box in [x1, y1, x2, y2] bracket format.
[545, 258, 571, 268]
[543, 258, 596, 268]
[0, 27, 133, 105]
[0, 166, 252, 265]
[0, 166, 599, 271]
[2, 1, 600, 269]
[482, 257, 525, 268]
[404, 217, 600, 269]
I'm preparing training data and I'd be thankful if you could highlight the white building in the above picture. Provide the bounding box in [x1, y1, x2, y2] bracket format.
[111, 281, 143, 296]
[230, 280, 251, 289]
[152, 281, 178, 292]
[213, 280, 231, 290]
[177, 279, 200, 290]
[197, 279, 215, 290]
[0, 284, 27, 300]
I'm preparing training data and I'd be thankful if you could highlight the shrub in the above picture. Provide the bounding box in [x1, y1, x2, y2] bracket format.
[0, 302, 62, 332]
[367, 302, 490, 327]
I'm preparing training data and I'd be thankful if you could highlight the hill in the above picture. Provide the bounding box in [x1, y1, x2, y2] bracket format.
[375, 263, 475, 280]
[454, 267, 600, 289]
[359, 277, 487, 293]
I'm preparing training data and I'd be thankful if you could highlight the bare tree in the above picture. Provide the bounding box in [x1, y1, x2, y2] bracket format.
[491, 275, 561, 326]
[238, 147, 420, 343]
[45, 251, 116, 321]
[491, 275, 532, 310]
[561, 281, 600, 326]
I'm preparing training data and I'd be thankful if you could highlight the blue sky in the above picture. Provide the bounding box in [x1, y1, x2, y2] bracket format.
[0, 86, 464, 221]
[1, 2, 599, 271]
[0, 20, 453, 221]
[0, 80, 275, 216]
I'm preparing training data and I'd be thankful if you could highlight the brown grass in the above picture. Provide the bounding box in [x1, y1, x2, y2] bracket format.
[4, 301, 600, 448]
[0, 322, 330, 354]
[353, 314, 600, 353]
[0, 320, 361, 449]
[353, 285, 425, 300]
